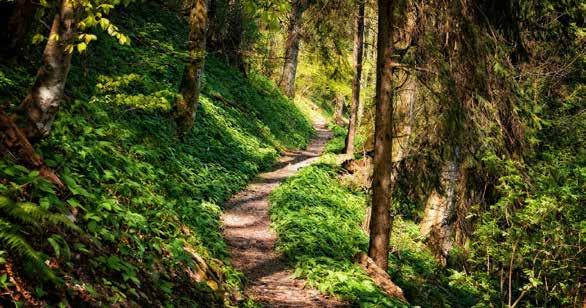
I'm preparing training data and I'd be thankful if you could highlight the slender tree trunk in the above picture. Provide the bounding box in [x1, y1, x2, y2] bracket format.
[358, 13, 376, 129]
[368, 0, 398, 271]
[226, 0, 246, 75]
[344, 0, 366, 156]
[265, 33, 277, 77]
[174, 0, 209, 134]
[333, 95, 345, 125]
[278, 0, 308, 98]
[16, 0, 76, 140]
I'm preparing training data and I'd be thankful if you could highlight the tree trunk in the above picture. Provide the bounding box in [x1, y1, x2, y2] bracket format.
[0, 110, 63, 188]
[226, 0, 246, 75]
[355, 252, 407, 302]
[174, 0, 209, 134]
[16, 0, 76, 141]
[368, 0, 398, 272]
[393, 74, 416, 162]
[278, 0, 308, 98]
[344, 0, 366, 156]
[358, 12, 376, 129]
[420, 152, 459, 265]
[333, 95, 345, 125]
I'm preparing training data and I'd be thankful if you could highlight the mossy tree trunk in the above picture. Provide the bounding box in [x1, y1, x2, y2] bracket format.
[278, 0, 309, 98]
[174, 0, 209, 134]
[344, 0, 366, 156]
[16, 0, 76, 141]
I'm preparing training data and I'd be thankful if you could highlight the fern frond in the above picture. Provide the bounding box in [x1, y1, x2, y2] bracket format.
[0, 196, 80, 232]
[15, 202, 81, 232]
[0, 197, 41, 229]
[0, 219, 48, 273]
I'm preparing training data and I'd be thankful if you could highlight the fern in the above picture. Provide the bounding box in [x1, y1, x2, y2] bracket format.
[0, 196, 80, 232]
[0, 196, 78, 282]
[0, 219, 55, 280]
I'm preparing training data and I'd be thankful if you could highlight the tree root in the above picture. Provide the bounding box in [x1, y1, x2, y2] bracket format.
[354, 252, 408, 303]
[0, 108, 63, 188]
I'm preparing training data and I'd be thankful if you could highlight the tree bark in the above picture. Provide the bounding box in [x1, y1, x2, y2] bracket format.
[174, 0, 209, 134]
[16, 0, 76, 141]
[225, 0, 246, 75]
[355, 252, 407, 302]
[278, 0, 308, 98]
[368, 0, 399, 271]
[333, 94, 345, 125]
[0, 110, 63, 188]
[344, 0, 366, 156]
[420, 156, 459, 265]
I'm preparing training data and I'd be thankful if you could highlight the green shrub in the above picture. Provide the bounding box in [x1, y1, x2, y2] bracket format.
[324, 125, 348, 154]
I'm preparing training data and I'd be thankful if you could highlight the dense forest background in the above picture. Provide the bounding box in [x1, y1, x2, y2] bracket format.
[0, 0, 584, 307]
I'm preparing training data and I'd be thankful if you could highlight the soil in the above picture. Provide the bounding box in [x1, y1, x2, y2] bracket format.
[222, 119, 348, 307]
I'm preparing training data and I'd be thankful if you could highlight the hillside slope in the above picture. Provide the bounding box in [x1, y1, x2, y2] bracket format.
[0, 3, 313, 306]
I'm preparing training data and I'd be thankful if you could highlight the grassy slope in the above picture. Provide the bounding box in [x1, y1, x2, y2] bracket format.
[0, 3, 313, 306]
[269, 155, 401, 307]
[269, 152, 477, 307]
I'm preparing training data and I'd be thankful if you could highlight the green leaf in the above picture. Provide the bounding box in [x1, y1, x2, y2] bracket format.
[77, 42, 87, 53]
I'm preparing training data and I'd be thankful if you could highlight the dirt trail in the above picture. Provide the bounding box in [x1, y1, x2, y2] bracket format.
[222, 119, 348, 307]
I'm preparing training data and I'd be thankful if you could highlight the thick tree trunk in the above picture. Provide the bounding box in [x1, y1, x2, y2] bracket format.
[393, 74, 416, 162]
[16, 0, 76, 140]
[368, 0, 398, 272]
[278, 0, 308, 98]
[174, 0, 209, 134]
[420, 152, 459, 265]
[344, 0, 366, 156]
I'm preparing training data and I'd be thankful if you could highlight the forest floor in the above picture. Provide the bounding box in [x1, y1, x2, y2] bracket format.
[222, 117, 348, 307]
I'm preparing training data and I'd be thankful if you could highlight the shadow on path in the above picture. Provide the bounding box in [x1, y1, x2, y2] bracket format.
[222, 119, 348, 307]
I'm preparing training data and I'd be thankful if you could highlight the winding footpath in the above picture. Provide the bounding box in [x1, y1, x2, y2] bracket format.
[222, 119, 348, 307]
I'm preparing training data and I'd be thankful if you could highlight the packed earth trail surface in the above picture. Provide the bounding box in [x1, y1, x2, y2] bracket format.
[222, 119, 348, 307]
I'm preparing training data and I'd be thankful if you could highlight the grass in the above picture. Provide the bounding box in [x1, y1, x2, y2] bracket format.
[0, 3, 313, 306]
[269, 155, 402, 307]
[269, 151, 478, 307]
[323, 124, 367, 155]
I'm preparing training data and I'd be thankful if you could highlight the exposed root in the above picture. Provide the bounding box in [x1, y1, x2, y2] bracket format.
[0, 108, 64, 188]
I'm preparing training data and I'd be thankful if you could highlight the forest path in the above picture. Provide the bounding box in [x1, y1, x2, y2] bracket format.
[222, 118, 347, 307]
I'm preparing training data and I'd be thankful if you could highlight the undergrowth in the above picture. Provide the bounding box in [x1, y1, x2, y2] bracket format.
[269, 156, 401, 307]
[0, 3, 312, 306]
[324, 124, 366, 155]
[269, 153, 478, 307]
